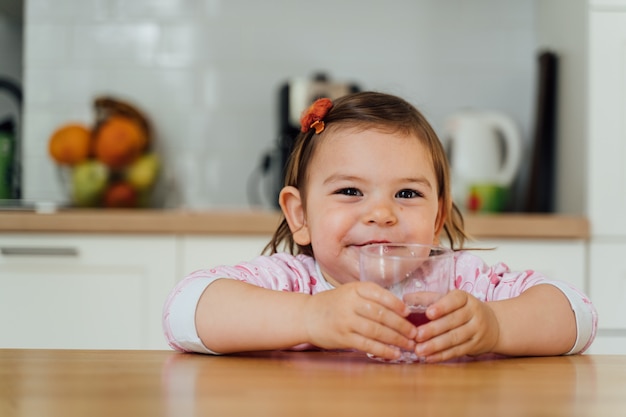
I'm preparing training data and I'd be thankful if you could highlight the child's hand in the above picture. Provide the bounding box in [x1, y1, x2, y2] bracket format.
[303, 282, 418, 360]
[413, 290, 500, 363]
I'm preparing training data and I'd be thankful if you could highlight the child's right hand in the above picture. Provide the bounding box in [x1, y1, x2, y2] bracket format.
[302, 282, 418, 360]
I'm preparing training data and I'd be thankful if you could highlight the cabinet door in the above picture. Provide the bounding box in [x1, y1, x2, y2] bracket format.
[588, 239, 626, 353]
[0, 234, 177, 350]
[588, 10, 626, 235]
[587, 334, 626, 354]
[467, 239, 586, 290]
[179, 235, 272, 279]
[588, 240, 626, 329]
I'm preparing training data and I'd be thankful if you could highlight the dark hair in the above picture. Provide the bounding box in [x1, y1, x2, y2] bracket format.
[264, 91, 468, 255]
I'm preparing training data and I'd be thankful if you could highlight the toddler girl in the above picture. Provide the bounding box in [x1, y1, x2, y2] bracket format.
[163, 92, 597, 363]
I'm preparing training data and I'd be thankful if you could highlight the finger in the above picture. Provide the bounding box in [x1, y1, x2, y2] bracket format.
[416, 305, 471, 343]
[353, 313, 417, 351]
[415, 310, 491, 364]
[420, 339, 475, 363]
[418, 319, 495, 363]
[352, 333, 405, 361]
[359, 302, 417, 341]
[357, 282, 410, 316]
[425, 290, 468, 320]
[416, 322, 472, 353]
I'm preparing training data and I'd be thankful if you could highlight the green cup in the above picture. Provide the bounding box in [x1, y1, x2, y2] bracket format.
[467, 184, 508, 212]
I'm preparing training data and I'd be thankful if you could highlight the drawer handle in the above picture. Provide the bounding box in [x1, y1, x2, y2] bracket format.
[0, 247, 79, 256]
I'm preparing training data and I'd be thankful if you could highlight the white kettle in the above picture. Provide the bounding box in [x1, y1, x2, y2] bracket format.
[442, 110, 523, 208]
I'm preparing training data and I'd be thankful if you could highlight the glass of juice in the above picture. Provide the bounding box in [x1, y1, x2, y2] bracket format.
[359, 243, 454, 363]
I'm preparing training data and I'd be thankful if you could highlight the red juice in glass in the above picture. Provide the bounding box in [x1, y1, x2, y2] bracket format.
[407, 307, 430, 327]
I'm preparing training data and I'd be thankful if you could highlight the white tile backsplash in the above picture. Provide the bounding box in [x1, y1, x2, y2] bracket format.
[20, 0, 539, 208]
[24, 24, 73, 67]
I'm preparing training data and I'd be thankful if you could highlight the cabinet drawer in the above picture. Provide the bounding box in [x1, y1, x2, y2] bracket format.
[0, 234, 177, 349]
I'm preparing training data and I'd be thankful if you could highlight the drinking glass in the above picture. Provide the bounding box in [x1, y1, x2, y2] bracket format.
[359, 243, 455, 363]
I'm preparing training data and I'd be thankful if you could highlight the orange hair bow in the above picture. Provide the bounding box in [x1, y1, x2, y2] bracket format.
[300, 98, 333, 134]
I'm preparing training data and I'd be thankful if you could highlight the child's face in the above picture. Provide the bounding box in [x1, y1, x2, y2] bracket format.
[292, 127, 443, 286]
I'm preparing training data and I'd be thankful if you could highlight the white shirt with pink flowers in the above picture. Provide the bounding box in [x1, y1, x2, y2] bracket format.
[162, 251, 597, 355]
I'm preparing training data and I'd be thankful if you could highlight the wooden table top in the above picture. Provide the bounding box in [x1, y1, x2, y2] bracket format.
[1, 349, 623, 417]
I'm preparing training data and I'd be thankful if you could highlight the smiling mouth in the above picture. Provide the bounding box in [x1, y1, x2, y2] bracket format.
[356, 240, 391, 247]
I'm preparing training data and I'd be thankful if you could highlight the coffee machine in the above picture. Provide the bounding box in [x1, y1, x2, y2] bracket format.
[255, 73, 359, 208]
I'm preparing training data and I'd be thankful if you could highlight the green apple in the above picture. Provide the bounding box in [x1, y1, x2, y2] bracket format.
[125, 153, 160, 190]
[71, 160, 109, 207]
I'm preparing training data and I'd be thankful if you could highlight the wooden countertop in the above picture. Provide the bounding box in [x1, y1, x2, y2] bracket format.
[0, 208, 589, 239]
[1, 349, 623, 417]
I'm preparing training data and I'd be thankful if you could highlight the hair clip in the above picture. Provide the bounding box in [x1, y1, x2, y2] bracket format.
[300, 98, 333, 133]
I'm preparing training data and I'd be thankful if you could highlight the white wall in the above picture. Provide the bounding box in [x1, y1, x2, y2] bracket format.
[536, 0, 587, 215]
[21, 0, 539, 210]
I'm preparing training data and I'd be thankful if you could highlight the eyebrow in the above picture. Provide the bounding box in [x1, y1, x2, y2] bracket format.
[322, 174, 359, 185]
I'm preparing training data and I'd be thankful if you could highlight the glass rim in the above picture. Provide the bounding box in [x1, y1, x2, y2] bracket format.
[359, 243, 453, 258]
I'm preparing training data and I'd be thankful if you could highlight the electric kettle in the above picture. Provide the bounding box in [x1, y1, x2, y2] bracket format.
[442, 110, 523, 209]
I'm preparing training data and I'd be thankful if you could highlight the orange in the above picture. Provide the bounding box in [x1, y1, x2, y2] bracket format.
[48, 124, 91, 165]
[94, 116, 148, 168]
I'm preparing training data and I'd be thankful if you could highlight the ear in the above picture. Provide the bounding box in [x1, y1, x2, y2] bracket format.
[278, 186, 311, 246]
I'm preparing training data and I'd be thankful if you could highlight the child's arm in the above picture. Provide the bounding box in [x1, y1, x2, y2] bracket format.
[414, 284, 577, 363]
[195, 278, 418, 359]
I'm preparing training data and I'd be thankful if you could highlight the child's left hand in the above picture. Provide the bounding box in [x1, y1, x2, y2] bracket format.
[413, 290, 500, 363]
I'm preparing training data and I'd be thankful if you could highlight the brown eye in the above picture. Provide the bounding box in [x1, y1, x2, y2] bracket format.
[335, 187, 362, 197]
[395, 189, 422, 199]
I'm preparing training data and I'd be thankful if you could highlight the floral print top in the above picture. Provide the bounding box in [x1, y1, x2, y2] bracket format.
[162, 251, 597, 355]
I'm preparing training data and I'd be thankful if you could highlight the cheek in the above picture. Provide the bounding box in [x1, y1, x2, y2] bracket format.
[309, 210, 352, 247]
[405, 211, 440, 242]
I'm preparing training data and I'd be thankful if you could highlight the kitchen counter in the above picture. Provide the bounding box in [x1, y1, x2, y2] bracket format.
[0, 208, 589, 239]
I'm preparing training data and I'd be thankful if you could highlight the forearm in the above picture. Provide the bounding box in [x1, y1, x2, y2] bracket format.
[489, 284, 577, 356]
[195, 278, 312, 353]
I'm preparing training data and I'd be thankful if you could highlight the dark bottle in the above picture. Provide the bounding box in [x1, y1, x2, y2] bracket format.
[0, 118, 19, 199]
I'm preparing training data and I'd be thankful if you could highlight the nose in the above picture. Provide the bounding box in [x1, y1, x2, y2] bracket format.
[364, 198, 398, 226]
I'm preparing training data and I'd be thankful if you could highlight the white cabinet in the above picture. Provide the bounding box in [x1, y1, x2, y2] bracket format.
[588, 240, 626, 330]
[178, 235, 272, 279]
[585, 4, 626, 353]
[0, 234, 177, 350]
[467, 239, 586, 291]
[587, 238, 626, 354]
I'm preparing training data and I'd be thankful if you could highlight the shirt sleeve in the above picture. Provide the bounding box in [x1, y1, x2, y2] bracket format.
[454, 251, 598, 354]
[162, 253, 328, 354]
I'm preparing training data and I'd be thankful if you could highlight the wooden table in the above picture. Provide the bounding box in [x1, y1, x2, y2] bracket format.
[1, 349, 624, 417]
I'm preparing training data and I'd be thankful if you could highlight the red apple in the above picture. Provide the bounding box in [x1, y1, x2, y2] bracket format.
[103, 181, 138, 208]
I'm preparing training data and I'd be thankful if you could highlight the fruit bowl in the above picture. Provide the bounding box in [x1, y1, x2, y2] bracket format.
[49, 97, 160, 208]
[59, 153, 160, 208]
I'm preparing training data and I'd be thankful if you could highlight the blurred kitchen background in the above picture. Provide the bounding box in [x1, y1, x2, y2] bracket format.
[0, 0, 585, 213]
